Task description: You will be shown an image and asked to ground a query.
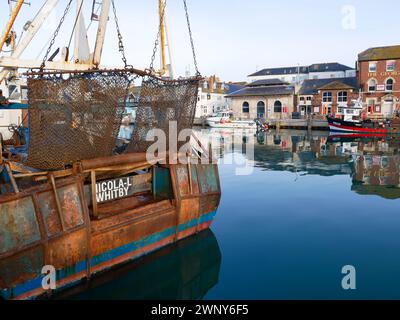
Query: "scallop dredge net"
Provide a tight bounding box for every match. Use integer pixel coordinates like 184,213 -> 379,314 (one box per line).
26,71 -> 200,170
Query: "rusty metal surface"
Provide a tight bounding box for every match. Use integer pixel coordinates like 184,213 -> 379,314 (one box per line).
0,158 -> 221,298
126,76 -> 200,153
198,164 -> 219,194
0,246 -> 44,288
57,185 -> 85,230
26,71 -> 131,170
0,197 -> 41,255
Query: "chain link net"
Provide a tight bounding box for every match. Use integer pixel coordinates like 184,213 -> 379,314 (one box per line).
26,71 -> 131,170
126,76 -> 200,153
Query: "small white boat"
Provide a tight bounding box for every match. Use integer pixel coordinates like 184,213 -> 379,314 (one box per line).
206,112 -> 256,129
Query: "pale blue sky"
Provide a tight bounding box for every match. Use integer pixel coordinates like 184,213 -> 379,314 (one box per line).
1,0 -> 400,81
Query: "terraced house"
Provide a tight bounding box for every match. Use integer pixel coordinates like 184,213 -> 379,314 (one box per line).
358,45 -> 400,117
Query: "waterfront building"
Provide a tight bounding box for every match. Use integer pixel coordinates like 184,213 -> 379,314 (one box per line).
227,79 -> 295,120
297,77 -> 358,116
357,45 -> 400,117
248,63 -> 355,87
195,75 -> 231,118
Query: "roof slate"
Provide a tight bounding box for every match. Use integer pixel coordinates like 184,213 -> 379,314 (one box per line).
227,85 -> 295,97
298,77 -> 358,95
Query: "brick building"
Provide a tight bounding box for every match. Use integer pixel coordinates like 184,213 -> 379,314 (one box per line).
297,77 -> 358,116
358,45 -> 400,117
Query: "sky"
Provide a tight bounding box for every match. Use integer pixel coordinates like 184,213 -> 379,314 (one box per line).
1,0 -> 400,82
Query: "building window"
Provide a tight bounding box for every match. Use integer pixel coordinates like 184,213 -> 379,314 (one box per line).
242,101 -> 249,113
387,61 -> 395,72
322,92 -> 332,103
207,94 -> 211,100
257,101 -> 266,118
338,91 -> 348,103
369,62 -> 377,72
386,78 -> 394,91
273,100 -> 282,113
368,79 -> 377,92
306,96 -> 312,101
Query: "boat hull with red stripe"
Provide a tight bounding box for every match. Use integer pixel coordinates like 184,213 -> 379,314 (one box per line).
327,116 -> 388,134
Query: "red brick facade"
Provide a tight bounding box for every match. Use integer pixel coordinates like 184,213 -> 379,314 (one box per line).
358,47 -> 400,117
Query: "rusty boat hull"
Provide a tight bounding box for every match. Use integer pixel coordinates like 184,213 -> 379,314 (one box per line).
0,157 -> 221,300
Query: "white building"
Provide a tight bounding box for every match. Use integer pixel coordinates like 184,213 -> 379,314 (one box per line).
248,63 -> 356,87
195,76 -> 231,119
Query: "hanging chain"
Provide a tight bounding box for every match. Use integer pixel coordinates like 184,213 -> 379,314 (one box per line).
111,0 -> 132,69
183,0 -> 200,76
149,0 -> 167,73
40,0 -> 73,71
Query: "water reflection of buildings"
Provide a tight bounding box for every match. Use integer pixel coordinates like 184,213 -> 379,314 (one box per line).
198,128 -> 400,200
57,230 -> 221,300
351,139 -> 400,199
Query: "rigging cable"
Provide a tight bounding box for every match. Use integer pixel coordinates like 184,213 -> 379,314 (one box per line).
182,0 -> 200,75
67,0 -> 85,52
39,0 -> 73,71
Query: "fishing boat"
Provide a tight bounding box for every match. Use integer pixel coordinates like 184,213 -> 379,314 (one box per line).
0,0 -> 221,300
206,112 -> 256,129
327,99 -> 390,133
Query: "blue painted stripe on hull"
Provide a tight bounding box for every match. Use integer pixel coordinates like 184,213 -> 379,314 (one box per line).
1,210 -> 217,299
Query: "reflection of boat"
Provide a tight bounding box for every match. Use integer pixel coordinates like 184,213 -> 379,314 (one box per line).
206,112 -> 256,129
55,229 -> 221,300
328,132 -> 388,143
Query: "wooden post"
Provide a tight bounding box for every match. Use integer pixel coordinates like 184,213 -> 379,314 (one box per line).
187,156 -> 193,194
49,173 -> 66,231
5,162 -> 19,193
91,170 -> 98,217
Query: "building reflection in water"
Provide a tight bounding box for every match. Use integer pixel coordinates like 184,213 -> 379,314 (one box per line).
195,128 -> 400,200
56,230 -> 221,300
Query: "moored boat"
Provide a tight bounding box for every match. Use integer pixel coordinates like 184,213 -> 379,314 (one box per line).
206,112 -> 256,129
0,0 -> 221,300
327,99 -> 390,133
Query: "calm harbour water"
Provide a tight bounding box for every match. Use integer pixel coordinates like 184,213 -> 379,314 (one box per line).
64,129 -> 400,300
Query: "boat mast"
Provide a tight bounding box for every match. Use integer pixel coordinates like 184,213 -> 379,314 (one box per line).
0,0 -> 24,53
93,0 -> 111,67
159,0 -> 167,76
158,0 -> 174,78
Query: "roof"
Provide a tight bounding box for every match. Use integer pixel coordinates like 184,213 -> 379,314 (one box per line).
226,85 -> 295,98
358,45 -> 400,62
248,79 -> 289,87
309,63 -> 353,73
226,83 -> 246,94
248,66 -> 309,77
318,80 -> 356,90
248,63 -> 354,77
298,77 -> 358,95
